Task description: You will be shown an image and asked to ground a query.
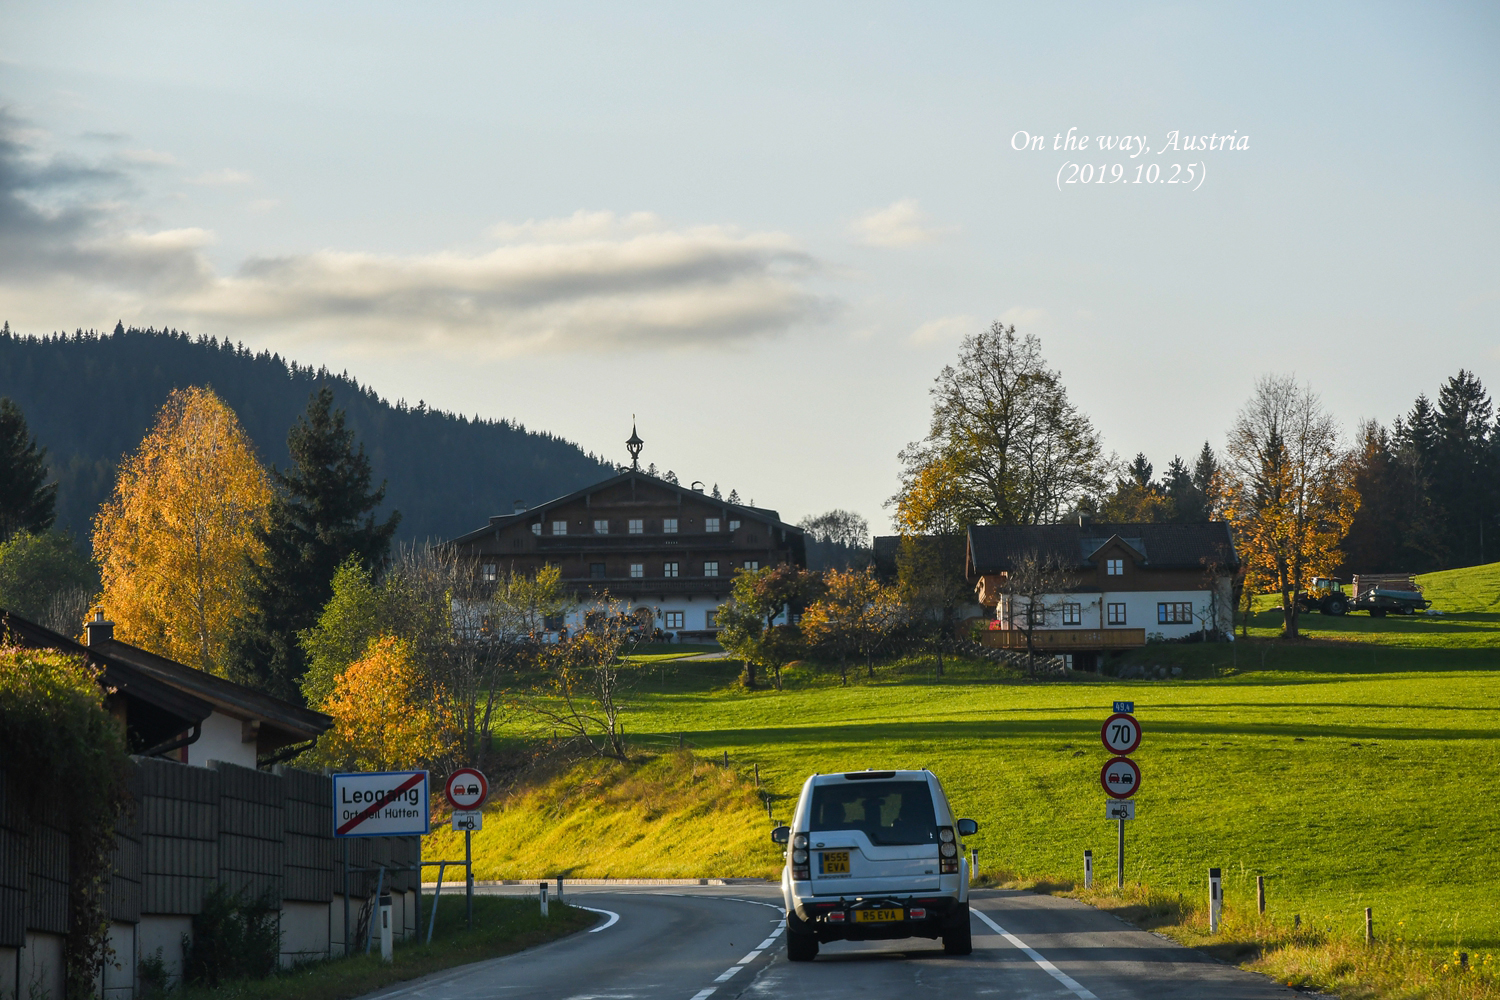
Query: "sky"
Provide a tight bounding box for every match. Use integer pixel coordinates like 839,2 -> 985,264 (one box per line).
1,2 -> 1496,532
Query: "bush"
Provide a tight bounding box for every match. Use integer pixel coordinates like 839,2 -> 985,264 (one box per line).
182,883 -> 280,986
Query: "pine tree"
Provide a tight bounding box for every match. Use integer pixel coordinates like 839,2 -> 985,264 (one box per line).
1192,442 -> 1220,512
711,483 -> 722,500
1163,456 -> 1209,522
664,470 -> 679,485
1430,371 -> 1497,566
727,489 -> 741,504
0,398 -> 57,543
229,387 -> 400,702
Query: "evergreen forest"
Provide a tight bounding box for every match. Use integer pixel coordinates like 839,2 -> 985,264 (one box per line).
0,324 -> 613,543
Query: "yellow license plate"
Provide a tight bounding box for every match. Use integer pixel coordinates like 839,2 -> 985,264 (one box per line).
854,908 -> 904,923
820,851 -> 849,875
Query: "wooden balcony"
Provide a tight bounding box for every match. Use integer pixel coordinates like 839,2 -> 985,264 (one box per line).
978,628 -> 1146,651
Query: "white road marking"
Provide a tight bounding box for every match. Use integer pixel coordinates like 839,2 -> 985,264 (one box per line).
737,949 -> 763,964
689,990 -> 717,1000
756,937 -> 776,949
713,966 -> 744,982
970,908 -> 1099,1000
572,905 -> 621,932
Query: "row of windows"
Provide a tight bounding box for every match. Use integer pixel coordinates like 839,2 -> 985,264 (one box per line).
482,560 -> 760,581
1023,602 -> 1197,626
660,610 -> 720,630
536,517 -> 743,536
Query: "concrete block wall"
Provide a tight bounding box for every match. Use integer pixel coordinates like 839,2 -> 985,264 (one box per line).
1,762 -> 423,998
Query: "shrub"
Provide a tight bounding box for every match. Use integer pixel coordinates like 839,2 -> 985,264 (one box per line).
182,882 -> 280,986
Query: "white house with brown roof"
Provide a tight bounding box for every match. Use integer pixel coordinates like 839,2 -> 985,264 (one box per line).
965,520 -> 1240,669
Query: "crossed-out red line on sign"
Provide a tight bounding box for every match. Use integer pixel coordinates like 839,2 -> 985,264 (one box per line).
336,772 -> 425,836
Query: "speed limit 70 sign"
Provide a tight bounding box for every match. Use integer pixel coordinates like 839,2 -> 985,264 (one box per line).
1101,712 -> 1141,755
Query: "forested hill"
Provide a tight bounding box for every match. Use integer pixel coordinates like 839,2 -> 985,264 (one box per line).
0,324 -> 614,543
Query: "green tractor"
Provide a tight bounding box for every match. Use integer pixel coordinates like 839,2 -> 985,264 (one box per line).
1296,577 -> 1350,616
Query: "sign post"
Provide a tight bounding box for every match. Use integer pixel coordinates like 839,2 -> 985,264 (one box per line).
445,769 -> 488,931
1099,706 -> 1141,889
332,771 -> 431,954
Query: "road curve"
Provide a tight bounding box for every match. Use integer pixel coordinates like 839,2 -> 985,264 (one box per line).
358,885 -> 1298,1000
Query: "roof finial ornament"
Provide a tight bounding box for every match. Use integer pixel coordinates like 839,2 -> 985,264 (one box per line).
626,417 -> 644,470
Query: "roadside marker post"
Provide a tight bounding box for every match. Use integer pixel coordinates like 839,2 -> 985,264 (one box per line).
1084,850 -> 1093,889
1209,867 -> 1222,933
540,881 -> 549,918
1365,907 -> 1373,944
971,848 -> 979,881
1257,875 -> 1266,914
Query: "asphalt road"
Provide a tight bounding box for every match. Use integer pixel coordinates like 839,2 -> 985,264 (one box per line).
362,885 -> 1298,1000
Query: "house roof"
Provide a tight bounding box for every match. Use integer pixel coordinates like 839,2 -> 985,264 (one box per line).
966,521 -> 1239,578
96,638 -> 330,747
1,609 -> 213,748
446,469 -> 805,548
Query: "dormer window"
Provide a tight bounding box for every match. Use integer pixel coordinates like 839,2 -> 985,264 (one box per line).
1106,558 -> 1123,576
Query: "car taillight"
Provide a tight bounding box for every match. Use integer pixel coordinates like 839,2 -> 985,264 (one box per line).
793,833 -> 809,849
909,907 -> 927,919
938,826 -> 960,873
792,849 -> 808,864
792,865 -> 810,880
828,911 -> 845,922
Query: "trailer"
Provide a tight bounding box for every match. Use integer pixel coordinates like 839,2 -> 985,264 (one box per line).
1295,576 -> 1431,617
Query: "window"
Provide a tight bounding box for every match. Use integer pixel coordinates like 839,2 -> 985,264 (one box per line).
552,520 -> 567,536
663,518 -> 678,534
590,563 -> 606,579
629,563 -> 644,578
1158,602 -> 1193,624
664,561 -> 679,578
1026,603 -> 1045,626
594,519 -> 609,534
729,519 -> 740,531
1107,603 -> 1127,625
808,780 -> 939,846
706,517 -> 720,533
1063,602 -> 1081,625
481,562 -> 496,583
1106,558 -> 1124,576
706,609 -> 718,628
628,518 -> 643,534
743,560 -> 759,571
1060,654 -> 1074,670
531,523 -> 541,536
703,561 -> 719,577
664,611 -> 684,629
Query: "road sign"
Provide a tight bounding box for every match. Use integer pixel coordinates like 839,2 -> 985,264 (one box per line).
445,768 -> 489,811
1100,756 -> 1142,799
1101,712 -> 1142,755
332,771 -> 430,837
1105,800 -> 1136,820
452,810 -> 482,832
1113,701 -> 1134,714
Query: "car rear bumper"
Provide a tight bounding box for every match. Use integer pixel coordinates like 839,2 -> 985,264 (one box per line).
792,896 -> 965,942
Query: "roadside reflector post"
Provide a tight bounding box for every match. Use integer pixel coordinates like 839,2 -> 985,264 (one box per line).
1365,907 -> 1373,944
1257,875 -> 1265,915
755,763 -> 760,787
1084,850 -> 1093,889
556,875 -> 564,901
1209,868 -> 1222,933
723,750 -> 729,767
379,893 -> 393,962
366,866 -> 385,955
540,881 -> 549,918
970,848 -> 978,881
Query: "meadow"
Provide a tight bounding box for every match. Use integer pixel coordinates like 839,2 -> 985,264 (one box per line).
424,563 -> 1500,994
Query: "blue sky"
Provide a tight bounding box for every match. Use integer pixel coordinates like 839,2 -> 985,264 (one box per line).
1,2 -> 1496,531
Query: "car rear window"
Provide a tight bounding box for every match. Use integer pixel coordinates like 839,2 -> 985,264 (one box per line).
808,780 -> 938,845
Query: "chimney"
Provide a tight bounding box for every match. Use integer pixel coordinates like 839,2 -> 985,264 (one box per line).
86,610 -> 114,647
691,481 -> 706,493
513,500 -> 527,514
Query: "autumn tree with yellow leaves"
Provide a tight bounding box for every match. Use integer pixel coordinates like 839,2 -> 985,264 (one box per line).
315,635 -> 455,771
1221,375 -> 1358,638
93,387 -> 271,674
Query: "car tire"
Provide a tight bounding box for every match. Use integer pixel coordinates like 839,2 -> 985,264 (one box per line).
942,905 -> 973,955
1326,598 -> 1348,616
786,911 -> 818,962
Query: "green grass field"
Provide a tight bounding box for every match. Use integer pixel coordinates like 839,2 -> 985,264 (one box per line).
426,563 -> 1500,965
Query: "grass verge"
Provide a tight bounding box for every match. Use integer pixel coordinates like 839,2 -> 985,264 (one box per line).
163,894 -> 593,1000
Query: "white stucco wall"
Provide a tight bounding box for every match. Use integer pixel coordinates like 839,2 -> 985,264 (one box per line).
1006,585 -> 1233,639
189,709 -> 256,769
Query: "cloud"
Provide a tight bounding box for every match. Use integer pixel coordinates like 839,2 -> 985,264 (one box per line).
0,113 -> 831,354
999,306 -> 1050,329
189,168 -> 253,186
853,198 -> 956,248
910,314 -> 975,345
119,148 -> 178,167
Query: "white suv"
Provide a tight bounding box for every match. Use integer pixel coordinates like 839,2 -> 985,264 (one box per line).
771,769 -> 978,961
